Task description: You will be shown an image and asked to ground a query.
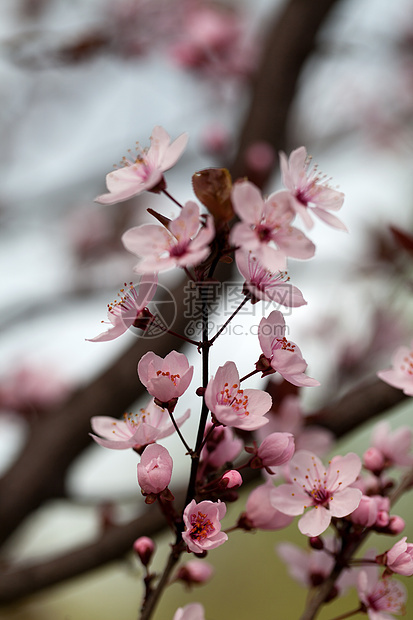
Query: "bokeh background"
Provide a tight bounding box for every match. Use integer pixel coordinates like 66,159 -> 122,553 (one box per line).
1,0 -> 413,618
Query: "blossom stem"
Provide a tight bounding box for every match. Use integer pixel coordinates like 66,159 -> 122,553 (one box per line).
209,295 -> 250,345
197,422 -> 218,454
161,188 -> 184,209
239,368 -> 260,383
139,544 -> 183,620
329,607 -> 364,620
150,316 -> 200,346
167,410 -> 192,454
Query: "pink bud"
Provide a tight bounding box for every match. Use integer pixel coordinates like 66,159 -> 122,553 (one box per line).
376,510 -> 390,528
257,432 -> 295,468
137,444 -> 173,495
133,536 -> 155,566
363,447 -> 385,473
175,560 -> 214,585
350,495 -> 379,527
388,515 -> 405,535
385,537 -> 413,576
221,470 -> 242,489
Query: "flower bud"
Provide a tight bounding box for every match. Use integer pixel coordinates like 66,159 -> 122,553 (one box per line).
376,510 -> 390,528
257,432 -> 295,468
309,536 -> 324,551
175,560 -> 214,586
137,444 -> 173,495
363,447 -> 385,473
388,515 -> 406,535
384,537 -> 413,576
221,470 -> 242,489
133,536 -> 155,566
350,495 -> 378,528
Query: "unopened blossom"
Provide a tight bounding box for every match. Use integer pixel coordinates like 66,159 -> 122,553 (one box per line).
87,274 -> 158,342
96,126 -> 188,205
221,470 -> 242,489
388,516 -> 406,535
204,361 -> 271,430
137,443 -> 173,495
90,398 -> 189,450
175,560 -> 214,586
350,495 -> 382,528
271,450 -> 362,537
357,568 -> 407,620
138,350 -> 193,404
240,481 -> 293,531
235,251 -> 306,307
368,421 -> 413,468
256,432 -> 295,469
384,537 -> 413,576
230,180 -> 315,272
258,311 -> 319,387
377,341 -> 413,396
363,447 -> 386,474
279,146 -> 346,230
122,201 -> 214,273
173,603 -> 205,620
182,499 -> 227,553
133,536 -> 155,566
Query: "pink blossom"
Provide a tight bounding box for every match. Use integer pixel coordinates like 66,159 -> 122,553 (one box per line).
388,516 -> 406,535
364,447 -> 386,474
87,275 -> 157,342
96,126 -> 188,205
230,180 -> 315,272
133,536 -> 155,566
175,560 -> 214,586
138,350 -> 194,404
279,146 -> 346,230
377,341 -> 413,396
200,423 -> 243,469
350,495 -> 381,528
384,537 -> 413,576
235,251 -> 306,307
241,481 -> 293,531
182,499 -> 227,553
137,443 -> 173,495
221,470 -> 242,489
204,361 -> 271,430
122,201 -> 214,273
173,603 -> 205,620
258,311 -> 319,387
271,450 -> 362,537
90,398 -> 189,450
256,432 -> 295,469
357,568 -> 407,620
369,421 -> 413,468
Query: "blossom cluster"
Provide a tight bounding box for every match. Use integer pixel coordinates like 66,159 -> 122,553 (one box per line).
87,126 -> 412,620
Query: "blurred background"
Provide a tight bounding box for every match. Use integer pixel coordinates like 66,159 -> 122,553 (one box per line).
1,0 -> 413,618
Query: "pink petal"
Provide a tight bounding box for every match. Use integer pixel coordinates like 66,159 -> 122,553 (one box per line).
298,506 -> 331,537
329,487 -> 362,518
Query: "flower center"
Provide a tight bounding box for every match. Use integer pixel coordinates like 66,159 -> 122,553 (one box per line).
189,511 -> 215,541
399,351 -> 413,376
156,370 -> 181,385
274,336 -> 296,353
219,382 -> 250,417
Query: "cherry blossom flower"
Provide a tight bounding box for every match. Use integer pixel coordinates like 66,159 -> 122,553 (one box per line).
258,311 -> 319,387
384,537 -> 413,576
182,499 -> 227,553
122,201 -> 214,273
138,350 -> 194,404
377,341 -> 413,396
277,538 -> 352,593
279,146 -> 346,230
255,432 -> 295,469
204,361 -> 271,430
230,180 -> 315,272
87,274 -> 158,342
239,481 -> 294,531
271,450 -> 362,537
137,444 -> 173,495
95,126 -> 188,205
368,421 -> 413,468
173,603 -> 206,620
357,568 -> 407,620
221,470 -> 242,489
90,398 -> 190,450
175,560 -> 214,586
235,251 -> 306,307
